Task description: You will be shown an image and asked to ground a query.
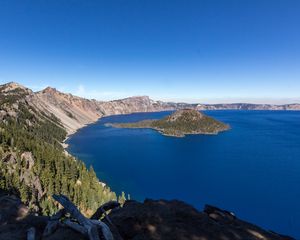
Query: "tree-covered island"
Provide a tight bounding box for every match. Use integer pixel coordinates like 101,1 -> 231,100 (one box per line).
108,109 -> 230,137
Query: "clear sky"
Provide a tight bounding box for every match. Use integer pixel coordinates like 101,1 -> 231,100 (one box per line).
0,0 -> 299,104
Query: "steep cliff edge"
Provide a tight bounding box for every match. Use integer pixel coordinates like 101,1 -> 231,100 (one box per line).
31,87 -> 176,135
31,87 -> 103,134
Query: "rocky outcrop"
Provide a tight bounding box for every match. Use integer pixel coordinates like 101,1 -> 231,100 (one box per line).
0,191 -> 294,240
0,82 -> 32,94
2,153 -> 18,174
20,152 -> 35,170
1,152 -> 45,202
0,82 -> 33,119
108,199 -> 294,240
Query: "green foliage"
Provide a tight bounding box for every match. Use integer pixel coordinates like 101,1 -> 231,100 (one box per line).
0,100 -> 117,215
152,114 -> 229,135
0,87 -> 28,106
112,109 -> 230,137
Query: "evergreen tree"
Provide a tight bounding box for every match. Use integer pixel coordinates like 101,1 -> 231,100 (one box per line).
0,94 -> 117,215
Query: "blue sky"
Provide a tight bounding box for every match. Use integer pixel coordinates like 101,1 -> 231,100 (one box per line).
0,0 -> 299,103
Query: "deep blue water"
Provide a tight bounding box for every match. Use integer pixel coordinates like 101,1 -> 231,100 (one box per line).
67,110 -> 300,238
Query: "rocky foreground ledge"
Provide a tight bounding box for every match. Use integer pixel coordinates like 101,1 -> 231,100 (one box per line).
0,190 -> 294,240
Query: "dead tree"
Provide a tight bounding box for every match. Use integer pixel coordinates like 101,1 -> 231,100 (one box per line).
91,201 -> 120,224
43,209 -> 66,237
91,201 -> 123,240
51,194 -> 114,240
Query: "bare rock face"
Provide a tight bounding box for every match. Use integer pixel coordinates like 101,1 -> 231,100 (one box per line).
2,153 -> 18,174
285,104 -> 300,110
98,96 -> 175,117
0,82 -> 32,93
32,89 -> 176,135
19,153 -> 44,201
0,110 -> 7,120
20,152 -> 34,170
31,88 -> 102,134
2,153 -> 17,165
1,152 -> 45,201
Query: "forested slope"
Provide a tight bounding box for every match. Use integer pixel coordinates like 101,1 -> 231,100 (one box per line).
0,82 -> 117,215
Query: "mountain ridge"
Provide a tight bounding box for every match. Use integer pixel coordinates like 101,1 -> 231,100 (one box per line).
0,82 -> 118,216
1,82 -> 299,137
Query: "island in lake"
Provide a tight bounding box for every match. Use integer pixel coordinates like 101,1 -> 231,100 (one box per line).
108,109 -> 230,137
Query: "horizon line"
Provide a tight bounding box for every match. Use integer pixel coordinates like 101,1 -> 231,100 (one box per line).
1,81 -> 300,105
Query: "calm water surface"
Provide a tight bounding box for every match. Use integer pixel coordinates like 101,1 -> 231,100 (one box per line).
67,110 -> 300,237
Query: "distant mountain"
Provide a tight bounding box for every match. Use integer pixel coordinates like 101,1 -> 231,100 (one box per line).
1,82 -> 296,137
31,86 -> 176,135
196,103 -> 300,111
1,82 -> 299,137
110,109 -> 230,137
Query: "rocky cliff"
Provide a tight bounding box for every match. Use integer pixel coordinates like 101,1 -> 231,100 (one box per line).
31,87 -> 103,134
30,86 -> 176,135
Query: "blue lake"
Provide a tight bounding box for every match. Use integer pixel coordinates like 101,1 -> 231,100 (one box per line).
67,110 -> 300,238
